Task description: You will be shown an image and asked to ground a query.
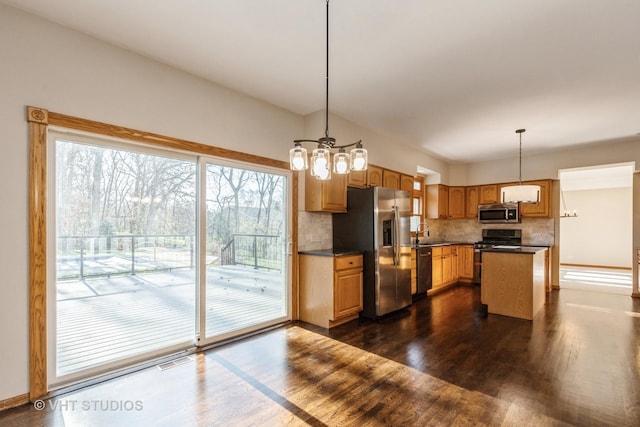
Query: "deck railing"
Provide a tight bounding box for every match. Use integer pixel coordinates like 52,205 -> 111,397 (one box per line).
57,234 -> 195,280
220,234 -> 282,271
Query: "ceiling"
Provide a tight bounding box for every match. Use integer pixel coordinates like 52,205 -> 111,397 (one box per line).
4,0 -> 640,163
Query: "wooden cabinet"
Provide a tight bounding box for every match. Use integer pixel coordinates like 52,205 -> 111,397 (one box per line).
382,169 -> 401,189
432,247 -> 444,288
432,245 -> 457,290
367,165 -> 383,187
304,164 -> 347,213
448,187 -> 466,219
465,186 -> 479,218
518,179 -> 551,217
449,245 -> 458,282
426,184 -> 449,219
299,253 -> 363,328
457,245 -> 474,283
347,169 -> 367,188
479,184 -> 499,204
411,249 -> 417,294
400,174 -> 414,193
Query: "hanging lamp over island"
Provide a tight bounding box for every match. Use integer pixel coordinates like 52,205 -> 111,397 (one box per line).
288,0 -> 367,180
501,129 -> 540,204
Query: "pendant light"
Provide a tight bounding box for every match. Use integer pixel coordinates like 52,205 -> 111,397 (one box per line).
501,129 -> 540,204
288,0 -> 368,180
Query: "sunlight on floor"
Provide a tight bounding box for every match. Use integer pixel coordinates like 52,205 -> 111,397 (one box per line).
560,265 -> 632,295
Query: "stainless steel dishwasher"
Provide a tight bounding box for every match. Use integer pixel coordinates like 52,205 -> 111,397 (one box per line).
416,246 -> 433,294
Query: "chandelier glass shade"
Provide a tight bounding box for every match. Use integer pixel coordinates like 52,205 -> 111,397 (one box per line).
500,129 -> 541,204
288,0 -> 368,180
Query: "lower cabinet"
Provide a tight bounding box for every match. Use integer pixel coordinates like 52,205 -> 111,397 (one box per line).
457,245 -> 474,283
411,249 -> 417,294
432,246 -> 457,290
431,245 -> 473,291
299,253 -> 363,328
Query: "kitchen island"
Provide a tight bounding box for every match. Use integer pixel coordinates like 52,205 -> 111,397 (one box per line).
480,246 -> 548,320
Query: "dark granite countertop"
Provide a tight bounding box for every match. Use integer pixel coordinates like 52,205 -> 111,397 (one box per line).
298,249 -> 362,257
412,241 -> 475,249
482,246 -> 548,254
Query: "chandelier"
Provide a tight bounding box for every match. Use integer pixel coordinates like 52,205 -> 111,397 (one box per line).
289,0 -> 368,180
501,129 -> 540,203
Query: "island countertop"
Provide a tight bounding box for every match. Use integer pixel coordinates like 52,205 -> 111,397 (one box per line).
482,245 -> 548,254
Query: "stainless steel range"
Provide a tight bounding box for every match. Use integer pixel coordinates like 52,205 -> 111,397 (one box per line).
473,229 -> 522,284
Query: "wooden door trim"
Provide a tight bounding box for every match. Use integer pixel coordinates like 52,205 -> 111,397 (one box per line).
27,106 -> 298,400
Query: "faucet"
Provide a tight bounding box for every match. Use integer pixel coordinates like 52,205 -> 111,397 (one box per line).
415,222 -> 430,245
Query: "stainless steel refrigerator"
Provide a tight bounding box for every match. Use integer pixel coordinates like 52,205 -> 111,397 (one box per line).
333,186 -> 412,319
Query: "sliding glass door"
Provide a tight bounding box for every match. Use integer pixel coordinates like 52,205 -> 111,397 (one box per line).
201,161 -> 289,343
48,131 -> 291,386
50,133 -> 198,385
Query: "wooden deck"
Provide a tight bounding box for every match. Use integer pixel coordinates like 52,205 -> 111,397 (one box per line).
56,266 -> 286,377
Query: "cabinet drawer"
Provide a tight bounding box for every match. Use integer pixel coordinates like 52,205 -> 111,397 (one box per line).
335,255 -> 363,271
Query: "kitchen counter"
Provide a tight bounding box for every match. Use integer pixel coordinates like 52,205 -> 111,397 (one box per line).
481,247 -> 548,320
481,245 -> 548,254
412,241 -> 474,249
298,249 -> 362,257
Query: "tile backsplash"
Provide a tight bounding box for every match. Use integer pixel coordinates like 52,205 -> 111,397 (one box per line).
417,218 -> 555,246
298,210 -> 555,251
298,211 -> 333,251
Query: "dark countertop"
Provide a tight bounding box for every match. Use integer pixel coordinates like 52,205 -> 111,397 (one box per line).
412,241 -> 475,249
298,249 -> 362,257
482,246 -> 548,254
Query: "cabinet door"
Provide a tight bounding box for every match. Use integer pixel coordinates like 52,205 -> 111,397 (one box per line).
479,184 -> 499,204
367,165 -> 383,187
400,174 -> 414,193
323,173 -> 347,212
432,247 -> 443,288
458,245 -> 474,279
442,254 -> 452,284
333,269 -> 363,319
448,187 -> 466,219
465,186 -> 479,218
426,184 -> 449,219
305,164 -> 347,213
519,180 -> 551,217
347,169 -> 367,188
411,250 -> 417,294
382,170 -> 401,190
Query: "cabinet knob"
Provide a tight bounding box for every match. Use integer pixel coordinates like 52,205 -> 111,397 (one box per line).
349,261 -> 353,264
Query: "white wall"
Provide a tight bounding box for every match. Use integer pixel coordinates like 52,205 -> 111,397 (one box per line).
0,4 -> 306,402
0,4 -> 450,401
464,139 -> 640,185
559,187 -> 632,268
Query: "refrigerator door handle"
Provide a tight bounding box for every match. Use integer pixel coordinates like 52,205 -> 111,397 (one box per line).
393,205 -> 400,266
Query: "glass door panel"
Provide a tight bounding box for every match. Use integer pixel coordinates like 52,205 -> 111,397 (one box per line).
51,135 -> 197,384
203,163 -> 289,340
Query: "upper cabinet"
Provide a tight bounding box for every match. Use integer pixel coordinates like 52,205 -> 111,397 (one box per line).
448,186 -> 466,219
426,184 -> 449,219
479,184 -> 499,204
305,165 -> 347,213
465,186 -> 479,218
382,169 -> 401,190
400,174 -> 414,193
347,169 -> 367,188
367,165 -> 383,187
518,179 -> 551,217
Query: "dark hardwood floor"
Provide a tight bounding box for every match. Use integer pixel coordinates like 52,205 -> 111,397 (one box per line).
2,285 -> 640,426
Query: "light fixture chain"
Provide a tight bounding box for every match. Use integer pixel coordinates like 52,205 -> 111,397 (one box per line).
324,0 -> 330,140
515,128 -> 525,185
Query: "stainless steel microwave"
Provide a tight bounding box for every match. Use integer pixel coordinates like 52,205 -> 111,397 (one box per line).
478,204 -> 520,223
